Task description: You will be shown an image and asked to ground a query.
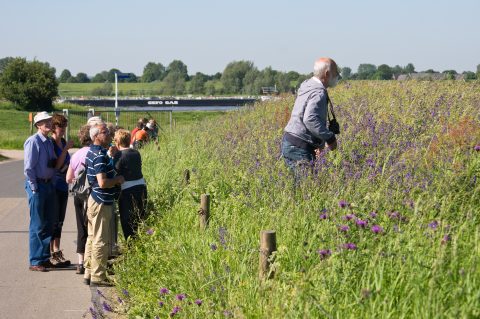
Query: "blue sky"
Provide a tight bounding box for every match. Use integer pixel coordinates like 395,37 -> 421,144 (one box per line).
1,0 -> 478,76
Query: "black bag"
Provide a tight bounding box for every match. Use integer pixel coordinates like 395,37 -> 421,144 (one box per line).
69,163 -> 91,200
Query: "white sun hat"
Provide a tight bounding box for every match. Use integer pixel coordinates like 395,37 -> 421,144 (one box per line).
33,111 -> 52,125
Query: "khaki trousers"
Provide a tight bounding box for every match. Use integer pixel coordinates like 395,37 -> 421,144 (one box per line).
84,196 -> 112,282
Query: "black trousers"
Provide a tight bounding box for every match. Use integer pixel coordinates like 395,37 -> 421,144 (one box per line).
73,195 -> 88,254
53,190 -> 68,239
118,185 -> 148,240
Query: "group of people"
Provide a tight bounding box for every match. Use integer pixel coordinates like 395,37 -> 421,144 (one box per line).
24,113 -> 149,287
24,56 -> 340,286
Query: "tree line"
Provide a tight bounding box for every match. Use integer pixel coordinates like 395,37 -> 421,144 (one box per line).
0,56 -> 479,111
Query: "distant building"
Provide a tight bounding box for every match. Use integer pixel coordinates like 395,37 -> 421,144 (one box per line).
397,73 -> 465,81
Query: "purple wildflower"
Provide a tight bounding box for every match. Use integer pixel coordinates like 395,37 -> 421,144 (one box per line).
117,297 -> 123,304
356,219 -> 368,228
160,288 -> 170,295
428,220 -> 439,229
176,294 -> 186,301
210,243 -> 218,251
170,306 -> 181,317
474,144 -> 480,151
146,228 -> 154,235
388,211 -> 400,219
97,289 -> 106,298
122,288 -> 129,297
158,301 -> 164,307
195,299 -> 203,306
317,249 -> 331,259
89,307 -> 97,319
319,213 -> 328,220
342,214 -> 356,221
371,225 -> 383,234
219,226 -> 228,248
441,234 -> 451,245
102,301 -> 112,312
343,243 -> 357,250
339,225 -> 350,232
369,211 -> 378,218
338,200 -> 349,208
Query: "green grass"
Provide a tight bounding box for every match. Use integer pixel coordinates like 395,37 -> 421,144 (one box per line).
111,81 -> 480,318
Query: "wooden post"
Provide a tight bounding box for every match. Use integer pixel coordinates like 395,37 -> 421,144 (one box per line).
29,112 -> 33,135
199,194 -> 210,229
259,230 -> 277,280
183,169 -> 190,184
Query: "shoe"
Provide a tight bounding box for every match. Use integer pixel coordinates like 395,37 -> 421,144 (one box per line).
50,250 -> 71,268
76,264 -> 85,275
29,265 -> 48,272
41,260 -> 57,269
90,279 -> 114,287
83,277 -> 90,285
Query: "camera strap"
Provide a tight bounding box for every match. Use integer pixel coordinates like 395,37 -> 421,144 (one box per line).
325,91 -> 337,123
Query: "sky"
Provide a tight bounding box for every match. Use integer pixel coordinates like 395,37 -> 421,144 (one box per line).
1,0 -> 479,76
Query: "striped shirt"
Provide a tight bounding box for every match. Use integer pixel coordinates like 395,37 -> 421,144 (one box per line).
86,144 -> 117,205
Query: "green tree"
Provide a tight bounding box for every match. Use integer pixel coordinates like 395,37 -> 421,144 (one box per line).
477,64 -> 480,78
75,72 -> 90,83
275,72 -> 292,93
166,60 -> 188,80
340,67 -> 352,79
163,71 -> 186,95
404,63 -> 415,74
204,80 -> 217,96
242,68 -> 260,95
0,57 -> 58,111
142,62 -> 166,82
221,60 -> 255,94
463,71 -> 476,80
58,69 -> 72,82
107,69 -> 121,82
374,64 -> 393,80
91,71 -> 108,83
188,72 -> 208,94
357,64 -> 377,79
0,57 -> 14,74
91,82 -> 113,96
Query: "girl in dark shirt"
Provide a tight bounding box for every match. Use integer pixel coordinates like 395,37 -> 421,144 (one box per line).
113,129 -> 148,240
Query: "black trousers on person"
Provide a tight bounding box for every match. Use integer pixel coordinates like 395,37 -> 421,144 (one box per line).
53,190 -> 68,239
118,185 -> 147,240
73,195 -> 88,254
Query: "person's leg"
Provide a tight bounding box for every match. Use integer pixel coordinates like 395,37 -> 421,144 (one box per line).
281,137 -> 314,185
83,196 -> 95,283
52,190 -> 68,250
74,196 -> 87,273
89,201 -> 112,283
130,186 -> 148,237
26,181 -> 50,266
118,191 -> 135,240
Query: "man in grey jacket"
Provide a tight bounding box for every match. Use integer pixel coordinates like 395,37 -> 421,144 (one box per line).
282,57 -> 340,172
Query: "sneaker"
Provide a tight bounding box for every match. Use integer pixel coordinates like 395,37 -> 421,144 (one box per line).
90,279 -> 114,287
76,264 -> 85,275
50,250 -> 71,268
29,265 -> 48,272
41,260 -> 57,269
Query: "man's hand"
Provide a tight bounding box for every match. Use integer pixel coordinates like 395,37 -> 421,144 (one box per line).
65,140 -> 74,150
326,140 -> 337,151
115,175 -> 125,185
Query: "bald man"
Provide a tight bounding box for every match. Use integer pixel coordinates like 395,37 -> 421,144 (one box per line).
281,57 -> 340,175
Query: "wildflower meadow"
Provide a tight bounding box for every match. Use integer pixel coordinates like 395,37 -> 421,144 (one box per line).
113,81 -> 480,318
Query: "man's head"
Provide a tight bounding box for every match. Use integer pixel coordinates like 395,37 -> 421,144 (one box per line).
90,123 -> 111,148
34,111 -> 52,136
313,58 -> 340,88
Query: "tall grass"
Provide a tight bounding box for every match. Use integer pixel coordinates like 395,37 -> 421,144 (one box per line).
113,81 -> 480,318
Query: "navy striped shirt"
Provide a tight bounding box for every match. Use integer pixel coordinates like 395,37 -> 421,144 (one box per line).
86,144 -> 117,205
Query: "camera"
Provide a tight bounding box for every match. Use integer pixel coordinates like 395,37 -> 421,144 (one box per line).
329,118 -> 340,135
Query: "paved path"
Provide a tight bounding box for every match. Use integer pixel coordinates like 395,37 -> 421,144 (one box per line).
0,153 -> 93,318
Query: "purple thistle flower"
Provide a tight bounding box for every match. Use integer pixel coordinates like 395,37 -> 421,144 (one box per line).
343,243 -> 357,250
195,299 -> 203,306
338,200 -> 349,208
146,228 -> 154,235
122,288 -> 129,297
369,211 -> 378,218
176,294 -> 186,301
339,225 -> 350,232
356,219 -> 368,228
158,301 -> 164,307
388,211 -> 401,219
160,288 -> 170,295
317,249 -> 331,259
319,213 -> 328,220
342,214 -> 356,221
102,301 -> 112,312
428,220 -> 439,229
371,225 -> 383,234
441,234 -> 451,245
210,243 -> 218,251
474,144 -> 480,151
170,306 -> 181,317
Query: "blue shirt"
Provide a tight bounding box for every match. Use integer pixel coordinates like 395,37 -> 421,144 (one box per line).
24,132 -> 57,192
86,144 -> 117,205
52,138 -> 70,192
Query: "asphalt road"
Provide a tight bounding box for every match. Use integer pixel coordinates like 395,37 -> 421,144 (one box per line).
0,158 -> 93,318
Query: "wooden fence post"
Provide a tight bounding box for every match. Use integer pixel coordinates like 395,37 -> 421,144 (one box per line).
259,230 -> 277,280
199,194 -> 210,229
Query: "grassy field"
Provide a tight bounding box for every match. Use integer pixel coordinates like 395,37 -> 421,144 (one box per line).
105,81 -> 480,318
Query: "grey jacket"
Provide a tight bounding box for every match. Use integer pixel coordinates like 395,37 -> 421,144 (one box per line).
284,77 -> 336,148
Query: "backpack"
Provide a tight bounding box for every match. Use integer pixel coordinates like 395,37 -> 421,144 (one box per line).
69,163 -> 91,200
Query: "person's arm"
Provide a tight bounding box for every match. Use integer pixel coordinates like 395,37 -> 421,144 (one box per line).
55,139 -> 74,169
66,165 -> 75,184
24,138 -> 39,192
303,91 -> 336,145
96,172 -> 124,188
